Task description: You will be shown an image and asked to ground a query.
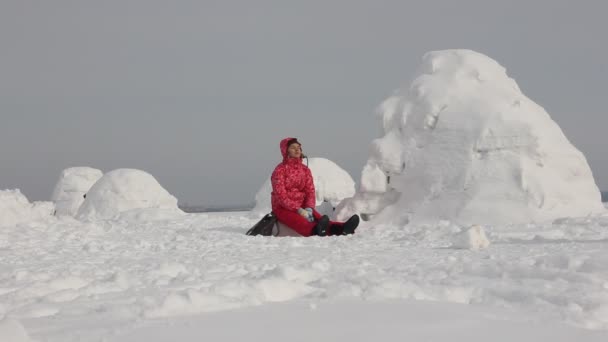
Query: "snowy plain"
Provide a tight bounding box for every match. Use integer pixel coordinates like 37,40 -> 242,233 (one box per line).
2,209 -> 608,341
3,48 -> 608,341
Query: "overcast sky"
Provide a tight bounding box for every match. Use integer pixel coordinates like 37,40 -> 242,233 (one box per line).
1,0 -> 606,206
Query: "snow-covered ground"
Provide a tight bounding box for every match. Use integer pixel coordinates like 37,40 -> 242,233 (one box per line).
2,49 -> 607,341
2,211 -> 608,341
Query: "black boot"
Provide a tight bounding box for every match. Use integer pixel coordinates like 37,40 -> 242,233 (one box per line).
342,214 -> 360,235
313,215 -> 330,236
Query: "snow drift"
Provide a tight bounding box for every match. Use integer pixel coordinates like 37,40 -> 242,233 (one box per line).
252,157 -> 355,216
338,49 -> 603,225
51,167 -> 103,216
76,169 -> 183,221
0,189 -> 54,227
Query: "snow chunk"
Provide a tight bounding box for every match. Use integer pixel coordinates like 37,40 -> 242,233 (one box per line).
51,167 -> 103,216
145,290 -> 232,318
340,49 -> 603,225
252,157 -> 355,216
0,318 -> 33,342
451,225 -> 490,250
76,169 -> 183,221
307,158 -> 356,207
0,189 -> 54,227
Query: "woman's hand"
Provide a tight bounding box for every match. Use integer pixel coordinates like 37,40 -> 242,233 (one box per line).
304,208 -> 314,222
298,208 -> 314,222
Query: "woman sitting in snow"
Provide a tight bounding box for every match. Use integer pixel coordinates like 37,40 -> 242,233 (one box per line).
271,137 -> 359,236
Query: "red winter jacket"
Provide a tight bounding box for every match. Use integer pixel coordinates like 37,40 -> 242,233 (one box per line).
271,137 -> 316,212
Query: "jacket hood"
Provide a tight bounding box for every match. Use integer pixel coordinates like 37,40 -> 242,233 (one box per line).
280,137 -> 302,161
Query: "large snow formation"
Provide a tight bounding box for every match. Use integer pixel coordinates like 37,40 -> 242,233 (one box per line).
51,167 -> 103,216
252,157 -> 355,217
338,49 -> 603,225
76,169 -> 183,221
0,189 -> 55,227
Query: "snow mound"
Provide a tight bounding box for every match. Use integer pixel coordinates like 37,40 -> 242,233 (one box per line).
451,225 -> 490,250
51,167 -> 103,216
0,318 -> 33,342
252,157 -> 355,216
338,49 -> 603,225
76,169 -> 183,221
0,189 -> 55,227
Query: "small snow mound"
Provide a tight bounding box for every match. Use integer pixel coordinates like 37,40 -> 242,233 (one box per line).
252,157 -> 355,216
144,290 -> 231,318
51,167 -> 103,216
0,189 -> 55,227
339,49 -> 603,226
152,262 -> 188,279
307,158 -> 356,207
0,318 -> 33,342
451,225 -> 490,250
76,169 -> 183,221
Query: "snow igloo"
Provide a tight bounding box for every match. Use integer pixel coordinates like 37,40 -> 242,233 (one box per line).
252,157 -> 355,217
76,169 -> 183,221
337,49 -> 603,226
51,167 -> 103,216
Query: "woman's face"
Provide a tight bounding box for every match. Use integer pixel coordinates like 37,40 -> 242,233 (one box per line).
287,143 -> 302,158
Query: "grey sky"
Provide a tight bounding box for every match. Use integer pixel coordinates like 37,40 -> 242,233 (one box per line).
1,0 -> 606,206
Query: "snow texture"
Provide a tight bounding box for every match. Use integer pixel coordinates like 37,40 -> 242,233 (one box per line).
338,49 -> 604,225
0,189 -> 55,227
2,211 -> 608,341
51,167 -> 103,216
112,301 -> 608,342
252,157 -> 355,216
76,169 -> 183,221
0,319 -> 33,342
